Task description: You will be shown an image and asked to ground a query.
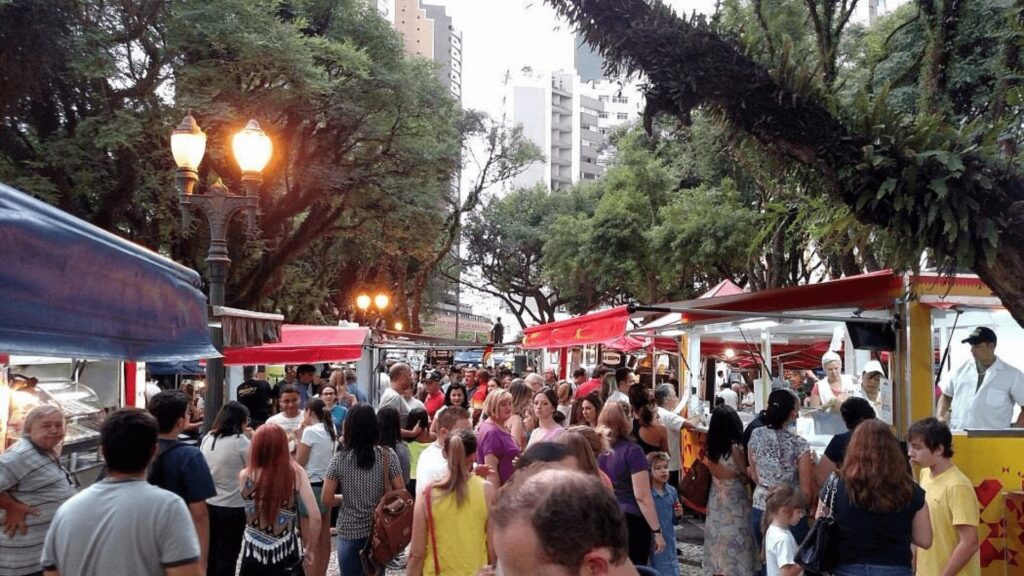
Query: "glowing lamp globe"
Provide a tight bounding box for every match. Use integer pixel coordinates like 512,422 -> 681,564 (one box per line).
170,112 -> 207,175
232,119 -> 272,175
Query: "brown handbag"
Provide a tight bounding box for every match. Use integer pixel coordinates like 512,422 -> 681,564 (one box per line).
359,448 -> 415,575
678,458 -> 712,513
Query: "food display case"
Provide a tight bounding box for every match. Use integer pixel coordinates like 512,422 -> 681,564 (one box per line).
3,359 -> 119,486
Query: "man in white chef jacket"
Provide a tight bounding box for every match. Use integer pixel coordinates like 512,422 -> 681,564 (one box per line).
937,327 -> 1024,429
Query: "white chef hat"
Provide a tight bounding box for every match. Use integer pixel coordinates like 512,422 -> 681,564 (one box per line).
821,351 -> 842,369
862,360 -> 885,376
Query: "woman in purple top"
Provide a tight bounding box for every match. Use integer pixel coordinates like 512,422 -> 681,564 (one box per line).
476,389 -> 520,487
597,403 -> 665,567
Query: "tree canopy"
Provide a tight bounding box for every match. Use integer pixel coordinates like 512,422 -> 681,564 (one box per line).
543,0 -> 1024,326
0,0 -> 533,328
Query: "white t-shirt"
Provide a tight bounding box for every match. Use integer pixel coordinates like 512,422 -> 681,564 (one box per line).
266,412 -> 303,452
301,425 -> 336,482
716,388 -> 739,409
940,357 -> 1024,430
200,433 -> 250,508
765,524 -> 798,576
657,406 -> 685,472
607,389 -> 629,406
414,443 -> 447,494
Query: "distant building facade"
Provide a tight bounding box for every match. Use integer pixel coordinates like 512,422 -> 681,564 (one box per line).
509,69 -> 642,190
377,0 -> 462,100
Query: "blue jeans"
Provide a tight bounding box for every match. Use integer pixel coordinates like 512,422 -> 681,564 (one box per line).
337,536 -> 383,576
834,564 -> 912,576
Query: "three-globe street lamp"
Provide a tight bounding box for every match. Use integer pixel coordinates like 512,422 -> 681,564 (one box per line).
170,111 -> 271,432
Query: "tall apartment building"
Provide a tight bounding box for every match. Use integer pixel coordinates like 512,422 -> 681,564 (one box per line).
510,69 -> 642,190
376,0 -> 462,100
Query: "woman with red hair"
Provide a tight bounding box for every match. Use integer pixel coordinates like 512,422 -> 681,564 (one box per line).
237,423 -> 320,575
818,419 -> 932,576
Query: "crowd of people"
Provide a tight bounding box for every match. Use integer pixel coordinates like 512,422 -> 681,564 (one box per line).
0,358 -> 987,576
703,386 -> 979,576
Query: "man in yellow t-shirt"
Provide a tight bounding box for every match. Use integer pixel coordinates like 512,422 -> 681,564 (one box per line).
908,417 -> 981,576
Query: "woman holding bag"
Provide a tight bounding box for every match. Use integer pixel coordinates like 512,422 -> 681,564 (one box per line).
406,429 -> 494,575
322,405 -> 404,576
817,420 -> 932,576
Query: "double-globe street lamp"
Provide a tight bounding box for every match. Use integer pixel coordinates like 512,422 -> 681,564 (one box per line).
170,111 -> 272,431
355,292 -> 391,329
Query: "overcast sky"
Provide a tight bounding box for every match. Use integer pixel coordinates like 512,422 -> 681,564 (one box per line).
427,0 -> 900,330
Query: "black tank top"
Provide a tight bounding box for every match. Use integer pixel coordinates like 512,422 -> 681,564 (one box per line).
631,418 -> 660,454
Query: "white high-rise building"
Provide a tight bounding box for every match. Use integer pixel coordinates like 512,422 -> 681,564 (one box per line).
509,69 -> 643,190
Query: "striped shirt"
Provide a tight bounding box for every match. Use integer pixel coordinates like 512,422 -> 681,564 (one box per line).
0,439 -> 77,576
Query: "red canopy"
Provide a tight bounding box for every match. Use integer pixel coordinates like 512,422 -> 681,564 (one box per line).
223,325 -> 369,365
662,270 -> 904,326
522,306 -> 630,350
701,340 -> 832,370
604,335 -> 679,353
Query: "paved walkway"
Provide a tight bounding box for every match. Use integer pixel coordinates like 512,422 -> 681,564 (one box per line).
251,515 -> 708,575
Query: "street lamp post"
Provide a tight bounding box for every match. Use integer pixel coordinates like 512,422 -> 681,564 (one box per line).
170,112 -> 271,432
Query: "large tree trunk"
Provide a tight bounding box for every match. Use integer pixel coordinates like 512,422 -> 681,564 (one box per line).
546,0 -> 1024,327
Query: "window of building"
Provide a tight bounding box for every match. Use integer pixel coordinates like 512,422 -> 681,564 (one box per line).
598,95 -> 610,102
598,112 -> 608,119
599,128 -> 608,135
616,112 -> 628,120
612,96 -> 629,104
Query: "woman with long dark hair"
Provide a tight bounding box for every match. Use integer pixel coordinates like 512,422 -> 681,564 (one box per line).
824,420 -> 932,576
703,405 -> 757,576
407,429 -> 494,575
378,406 -> 411,486
429,383 -> 469,435
237,424 -> 319,576
748,389 -> 813,568
526,387 -> 563,447
628,384 -> 668,455
295,398 -> 336,576
201,401 -> 252,576
322,405 -> 404,576
570,392 -> 603,428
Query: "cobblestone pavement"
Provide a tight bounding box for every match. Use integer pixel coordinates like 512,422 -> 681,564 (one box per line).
252,515 -> 707,575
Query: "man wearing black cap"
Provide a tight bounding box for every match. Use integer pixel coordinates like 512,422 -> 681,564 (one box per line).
938,327 -> 1024,429
422,369 -> 445,419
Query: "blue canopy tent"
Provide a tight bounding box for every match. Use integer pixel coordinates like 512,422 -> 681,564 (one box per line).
0,183 -> 218,361
146,361 -> 206,376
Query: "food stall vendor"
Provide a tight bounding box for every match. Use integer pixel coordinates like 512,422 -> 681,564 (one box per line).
937,326 -> 1024,430
808,351 -> 859,412
856,360 -> 892,424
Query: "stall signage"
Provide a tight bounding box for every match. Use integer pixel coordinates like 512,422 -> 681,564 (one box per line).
601,351 -> 623,366
427,349 -> 455,368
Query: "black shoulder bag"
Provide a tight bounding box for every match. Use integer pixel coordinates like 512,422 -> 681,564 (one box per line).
795,473 -> 840,575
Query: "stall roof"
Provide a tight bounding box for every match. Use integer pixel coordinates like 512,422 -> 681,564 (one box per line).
521,306 -> 630,350
639,270 -> 905,328
0,183 -> 218,361
146,360 -> 206,376
223,325 -> 369,365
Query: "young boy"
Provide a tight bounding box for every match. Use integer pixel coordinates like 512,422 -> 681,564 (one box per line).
647,452 -> 682,576
907,417 -> 980,576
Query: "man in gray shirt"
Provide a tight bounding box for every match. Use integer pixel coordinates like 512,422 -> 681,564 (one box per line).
42,408 -> 201,576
